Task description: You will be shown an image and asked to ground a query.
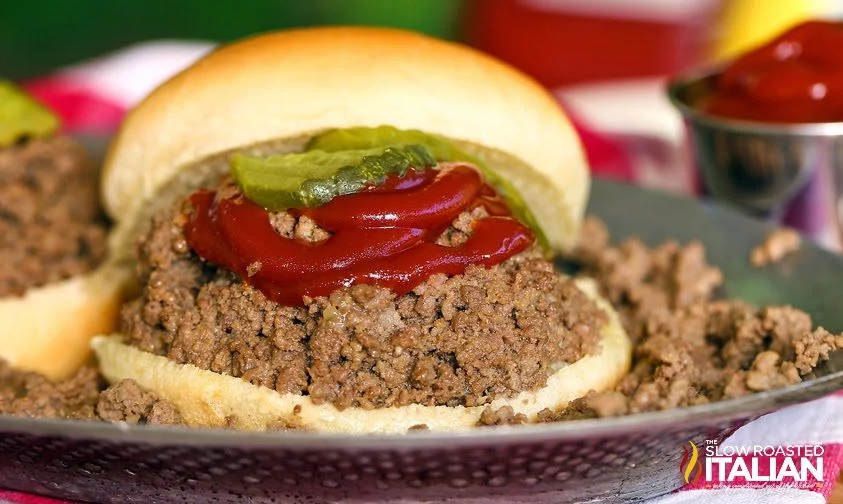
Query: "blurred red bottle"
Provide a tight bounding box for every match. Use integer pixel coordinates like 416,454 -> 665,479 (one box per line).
462,0 -> 719,88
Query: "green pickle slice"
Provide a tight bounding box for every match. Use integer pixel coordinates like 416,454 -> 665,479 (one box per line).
232,144 -> 436,209
0,80 -> 59,147
308,126 -> 547,249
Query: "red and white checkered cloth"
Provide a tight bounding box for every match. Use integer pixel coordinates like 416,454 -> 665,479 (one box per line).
2,41 -> 841,504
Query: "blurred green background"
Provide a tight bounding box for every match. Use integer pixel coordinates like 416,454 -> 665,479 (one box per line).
0,0 -> 462,79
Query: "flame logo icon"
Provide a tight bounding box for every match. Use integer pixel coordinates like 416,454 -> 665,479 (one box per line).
680,441 -> 703,485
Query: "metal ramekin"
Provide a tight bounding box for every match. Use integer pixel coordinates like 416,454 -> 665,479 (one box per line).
667,68 -> 843,216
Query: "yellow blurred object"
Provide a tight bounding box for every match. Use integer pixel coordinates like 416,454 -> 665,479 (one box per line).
713,0 -> 838,62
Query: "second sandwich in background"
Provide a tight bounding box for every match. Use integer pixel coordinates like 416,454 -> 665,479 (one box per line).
0,82 -> 128,380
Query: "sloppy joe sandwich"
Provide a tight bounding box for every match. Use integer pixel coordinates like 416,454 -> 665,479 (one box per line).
0,82 -> 128,380
92,27 -> 632,433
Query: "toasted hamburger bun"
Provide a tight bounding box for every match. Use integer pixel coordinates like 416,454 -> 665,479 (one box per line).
96,27 -> 631,432
0,261 -> 130,380
102,26 -> 590,256
93,279 -> 630,433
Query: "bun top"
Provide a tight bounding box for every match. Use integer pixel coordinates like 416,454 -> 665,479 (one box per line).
103,27 -> 590,252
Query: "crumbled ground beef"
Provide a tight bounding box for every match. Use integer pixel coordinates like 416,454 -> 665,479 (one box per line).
0,360 -> 182,426
0,359 -> 100,420
477,405 -> 528,426
269,212 -> 331,242
751,228 -> 801,267
97,379 -> 182,425
119,194 -> 606,410
0,137 -> 109,296
435,205 -> 489,247
540,217 -> 843,421
537,393 -> 627,422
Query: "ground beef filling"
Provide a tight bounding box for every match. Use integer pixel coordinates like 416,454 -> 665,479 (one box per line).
0,360 -> 181,426
750,228 -> 802,267
535,217 -> 843,422
119,197 -> 607,410
0,137 -> 108,297
0,359 -> 101,420
96,379 -> 182,425
1,211 -> 841,427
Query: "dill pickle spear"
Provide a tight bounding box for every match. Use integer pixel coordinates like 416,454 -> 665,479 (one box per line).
308,126 -> 548,250
231,144 -> 436,210
0,80 -> 60,147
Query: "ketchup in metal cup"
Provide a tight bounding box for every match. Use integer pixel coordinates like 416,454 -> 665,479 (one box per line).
699,20 -> 843,123
184,165 -> 534,306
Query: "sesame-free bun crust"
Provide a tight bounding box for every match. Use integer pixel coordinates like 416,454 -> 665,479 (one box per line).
93,279 -> 630,433
102,27 -> 590,253
0,262 -> 130,380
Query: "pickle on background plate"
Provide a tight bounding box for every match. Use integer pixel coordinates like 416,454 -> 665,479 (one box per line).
0,80 -> 60,147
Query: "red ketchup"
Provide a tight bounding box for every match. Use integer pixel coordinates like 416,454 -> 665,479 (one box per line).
184,164 -> 534,306
700,20 -> 843,123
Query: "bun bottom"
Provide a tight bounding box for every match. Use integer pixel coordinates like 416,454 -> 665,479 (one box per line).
0,262 -> 131,380
93,278 -> 631,433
